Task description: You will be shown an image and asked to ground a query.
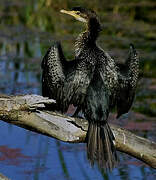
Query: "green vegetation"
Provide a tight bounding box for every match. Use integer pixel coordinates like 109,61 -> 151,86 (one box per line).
0,0 -> 156,77
0,0 -> 156,116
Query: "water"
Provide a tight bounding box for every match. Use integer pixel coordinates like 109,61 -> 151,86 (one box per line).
0,120 -> 155,180
0,1 -> 156,179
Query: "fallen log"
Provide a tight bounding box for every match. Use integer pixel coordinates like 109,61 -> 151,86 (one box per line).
0,94 -> 156,169
0,173 -> 10,180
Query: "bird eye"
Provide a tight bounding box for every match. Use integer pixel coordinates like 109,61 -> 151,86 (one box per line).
76,11 -> 80,15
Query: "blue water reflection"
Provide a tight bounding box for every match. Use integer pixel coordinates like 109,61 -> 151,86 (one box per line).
0,120 -> 155,180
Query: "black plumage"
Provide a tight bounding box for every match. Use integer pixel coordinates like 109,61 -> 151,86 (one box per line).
116,44 -> 139,118
41,7 -> 139,170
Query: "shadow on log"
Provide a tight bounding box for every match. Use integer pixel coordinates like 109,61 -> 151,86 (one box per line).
0,94 -> 156,169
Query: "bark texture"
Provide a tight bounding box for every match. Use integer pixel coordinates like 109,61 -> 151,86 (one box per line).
0,94 -> 156,169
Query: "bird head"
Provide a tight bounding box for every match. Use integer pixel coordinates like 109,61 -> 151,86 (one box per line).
60,7 -> 98,24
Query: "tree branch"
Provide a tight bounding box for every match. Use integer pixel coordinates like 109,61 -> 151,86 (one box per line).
0,94 -> 156,169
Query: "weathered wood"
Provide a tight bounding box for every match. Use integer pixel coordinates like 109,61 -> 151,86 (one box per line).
0,94 -> 156,169
0,173 -> 10,180
0,94 -> 55,111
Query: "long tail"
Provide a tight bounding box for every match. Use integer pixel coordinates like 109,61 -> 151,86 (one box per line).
87,121 -> 117,170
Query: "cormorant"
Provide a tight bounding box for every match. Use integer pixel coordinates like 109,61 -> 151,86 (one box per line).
41,7 -> 139,170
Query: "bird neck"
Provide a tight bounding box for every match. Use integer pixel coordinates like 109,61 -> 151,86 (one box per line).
87,17 -> 101,42
75,17 -> 101,57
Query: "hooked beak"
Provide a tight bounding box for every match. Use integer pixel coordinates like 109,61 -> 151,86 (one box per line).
60,9 -> 87,23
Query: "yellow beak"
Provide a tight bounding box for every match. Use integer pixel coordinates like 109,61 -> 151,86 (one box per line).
60,9 -> 87,23
60,9 -> 78,17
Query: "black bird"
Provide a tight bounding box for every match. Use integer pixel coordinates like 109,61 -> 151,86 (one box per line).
41,7 -> 139,170
116,44 -> 139,118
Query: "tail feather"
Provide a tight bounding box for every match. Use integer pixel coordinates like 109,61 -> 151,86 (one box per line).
97,125 -> 106,167
87,122 -> 97,166
87,122 -> 117,170
104,125 -> 114,169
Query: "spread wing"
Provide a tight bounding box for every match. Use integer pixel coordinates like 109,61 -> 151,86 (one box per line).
41,42 -> 93,112
41,42 -> 65,100
116,44 -> 139,118
41,42 -> 76,110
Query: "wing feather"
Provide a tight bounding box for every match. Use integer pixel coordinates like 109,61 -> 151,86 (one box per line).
41,42 -> 68,111
116,44 -> 139,118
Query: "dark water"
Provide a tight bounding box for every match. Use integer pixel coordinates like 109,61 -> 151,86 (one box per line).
0,1 -> 156,179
